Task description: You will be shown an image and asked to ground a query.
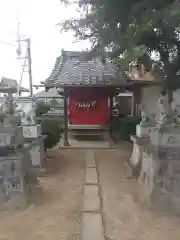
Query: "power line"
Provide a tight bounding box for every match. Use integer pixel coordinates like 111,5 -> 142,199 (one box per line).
0,40 -> 16,47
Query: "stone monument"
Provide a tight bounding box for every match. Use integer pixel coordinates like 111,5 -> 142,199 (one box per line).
0,84 -> 40,209
21,99 -> 45,168
137,91 -> 180,213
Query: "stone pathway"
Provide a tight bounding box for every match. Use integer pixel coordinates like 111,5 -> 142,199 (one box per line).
80,150 -> 105,240
59,132 -> 115,149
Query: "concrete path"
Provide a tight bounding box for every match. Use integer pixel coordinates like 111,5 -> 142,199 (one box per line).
80,150 -> 105,240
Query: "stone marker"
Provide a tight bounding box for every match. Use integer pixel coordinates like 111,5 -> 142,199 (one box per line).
131,91 -> 180,213
0,86 -> 40,209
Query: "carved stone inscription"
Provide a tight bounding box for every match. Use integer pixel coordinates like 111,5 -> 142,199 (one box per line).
0,133 -> 11,147
23,128 -> 32,138
0,160 -> 22,200
23,125 -> 41,138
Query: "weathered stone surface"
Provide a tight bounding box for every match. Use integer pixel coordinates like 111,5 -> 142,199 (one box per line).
86,150 -> 96,168
28,137 -> 45,167
129,125 -> 180,213
0,125 -> 23,150
150,126 -> 180,147
81,213 -> 105,240
22,124 -> 41,139
136,124 -> 152,138
0,148 -> 39,209
83,185 -> 100,212
85,168 -> 98,185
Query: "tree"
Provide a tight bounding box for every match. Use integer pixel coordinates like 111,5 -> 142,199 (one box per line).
60,0 -> 180,95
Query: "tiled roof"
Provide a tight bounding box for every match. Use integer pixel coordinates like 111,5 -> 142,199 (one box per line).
45,51 -> 127,87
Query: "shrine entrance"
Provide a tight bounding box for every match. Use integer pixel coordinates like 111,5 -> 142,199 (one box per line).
62,86 -> 115,147
69,88 -> 109,125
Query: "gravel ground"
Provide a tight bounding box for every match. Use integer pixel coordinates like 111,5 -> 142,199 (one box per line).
0,149 -> 86,240
96,148 -> 180,240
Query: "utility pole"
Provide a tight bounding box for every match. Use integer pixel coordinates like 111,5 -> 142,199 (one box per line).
0,6 -> 33,97
16,37 -> 33,97
16,6 -> 33,97
27,38 -> 33,97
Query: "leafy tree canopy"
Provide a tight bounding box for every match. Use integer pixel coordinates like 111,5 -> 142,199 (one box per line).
60,0 -> 180,89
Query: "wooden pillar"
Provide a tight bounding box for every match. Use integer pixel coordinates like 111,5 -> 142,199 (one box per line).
63,88 -> 70,146
109,95 -> 113,135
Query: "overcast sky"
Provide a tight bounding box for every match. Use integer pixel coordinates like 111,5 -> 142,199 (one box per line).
0,0 -> 89,93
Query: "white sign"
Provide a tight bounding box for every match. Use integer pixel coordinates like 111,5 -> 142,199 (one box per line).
23,128 -> 32,138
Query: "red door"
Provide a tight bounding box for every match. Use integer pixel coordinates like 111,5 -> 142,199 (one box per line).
69,88 -> 109,125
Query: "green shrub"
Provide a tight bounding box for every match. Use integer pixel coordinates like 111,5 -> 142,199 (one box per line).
35,102 -> 51,120
112,116 -> 141,142
41,119 -> 62,151
36,102 -> 62,151
118,116 -> 140,141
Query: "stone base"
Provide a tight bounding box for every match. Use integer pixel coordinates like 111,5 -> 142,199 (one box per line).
129,126 -> 180,214
138,145 -> 180,214
0,148 -> 40,209
136,124 -> 152,138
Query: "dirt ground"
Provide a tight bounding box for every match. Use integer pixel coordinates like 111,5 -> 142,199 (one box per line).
0,149 -> 86,240
1,146 -> 180,240
95,147 -> 180,240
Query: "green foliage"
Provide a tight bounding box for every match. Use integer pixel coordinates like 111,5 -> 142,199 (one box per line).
35,102 -> 62,151
112,116 -> 140,142
41,119 -> 62,151
60,0 -> 180,89
118,116 -> 141,141
35,102 -> 51,118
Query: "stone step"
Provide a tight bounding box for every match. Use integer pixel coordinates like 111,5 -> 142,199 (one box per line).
81,213 -> 105,240
86,150 -> 96,168
83,185 -> 100,212
85,167 -> 98,185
